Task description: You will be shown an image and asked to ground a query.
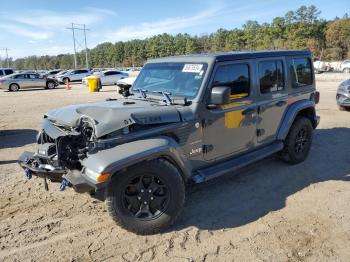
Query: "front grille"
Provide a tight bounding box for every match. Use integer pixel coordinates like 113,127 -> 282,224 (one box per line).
41,131 -> 55,144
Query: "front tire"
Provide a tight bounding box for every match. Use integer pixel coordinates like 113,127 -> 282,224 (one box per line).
106,159 -> 185,235
279,117 -> 313,165
9,83 -> 20,92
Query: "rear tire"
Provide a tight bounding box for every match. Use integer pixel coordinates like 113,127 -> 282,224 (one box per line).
46,81 -> 56,89
279,117 -> 313,165
9,83 -> 20,92
106,159 -> 185,235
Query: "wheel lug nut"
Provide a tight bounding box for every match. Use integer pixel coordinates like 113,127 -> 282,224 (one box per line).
150,197 -> 154,200
137,196 -> 141,200
144,201 -> 147,205
148,189 -> 152,193
140,189 -> 144,193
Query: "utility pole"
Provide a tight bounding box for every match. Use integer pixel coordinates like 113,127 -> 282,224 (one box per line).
83,24 -> 89,69
0,48 -> 10,68
66,23 -> 89,69
66,23 -> 78,69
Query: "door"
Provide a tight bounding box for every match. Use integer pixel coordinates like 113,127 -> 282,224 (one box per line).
28,74 -> 45,87
14,74 -> 31,88
104,71 -> 122,85
202,61 -> 258,161
256,58 -> 288,144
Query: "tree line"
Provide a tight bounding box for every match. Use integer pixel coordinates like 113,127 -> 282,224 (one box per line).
9,5 -> 350,70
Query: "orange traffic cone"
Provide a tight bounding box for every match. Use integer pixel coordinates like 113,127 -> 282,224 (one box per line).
66,79 -> 70,90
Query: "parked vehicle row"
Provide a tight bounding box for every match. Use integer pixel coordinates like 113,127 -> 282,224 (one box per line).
313,60 -> 350,73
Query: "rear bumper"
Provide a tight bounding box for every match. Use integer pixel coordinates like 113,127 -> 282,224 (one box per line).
18,151 -> 97,193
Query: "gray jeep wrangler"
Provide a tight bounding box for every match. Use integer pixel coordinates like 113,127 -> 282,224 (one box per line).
19,50 -> 320,234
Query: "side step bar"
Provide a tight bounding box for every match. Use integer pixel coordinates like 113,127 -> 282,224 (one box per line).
192,141 -> 284,183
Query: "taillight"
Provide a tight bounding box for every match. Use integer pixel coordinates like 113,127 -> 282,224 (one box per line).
311,91 -> 320,104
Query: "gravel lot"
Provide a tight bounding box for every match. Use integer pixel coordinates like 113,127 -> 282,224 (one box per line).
0,76 -> 350,261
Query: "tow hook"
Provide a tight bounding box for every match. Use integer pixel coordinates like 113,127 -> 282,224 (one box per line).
60,179 -> 69,191
25,168 -> 32,179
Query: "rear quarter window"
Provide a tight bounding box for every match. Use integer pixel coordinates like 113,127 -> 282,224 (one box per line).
0,70 -> 3,76
290,58 -> 313,88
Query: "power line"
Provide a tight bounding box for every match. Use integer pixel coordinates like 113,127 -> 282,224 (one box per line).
66,23 -> 90,69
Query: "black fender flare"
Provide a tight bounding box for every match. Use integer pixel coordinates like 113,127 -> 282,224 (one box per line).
277,99 -> 318,140
82,136 -> 192,184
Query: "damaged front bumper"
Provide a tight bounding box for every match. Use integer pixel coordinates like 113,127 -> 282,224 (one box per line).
18,151 -> 101,194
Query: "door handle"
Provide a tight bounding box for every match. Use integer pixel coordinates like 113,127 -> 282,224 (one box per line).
242,108 -> 256,116
275,101 -> 287,107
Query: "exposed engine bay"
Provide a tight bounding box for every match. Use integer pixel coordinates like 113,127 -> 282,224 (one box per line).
38,117 -> 96,171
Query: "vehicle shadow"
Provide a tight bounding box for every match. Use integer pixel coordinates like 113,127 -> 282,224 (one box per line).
0,160 -> 18,165
3,87 -> 65,92
173,127 -> 350,231
0,129 -> 37,149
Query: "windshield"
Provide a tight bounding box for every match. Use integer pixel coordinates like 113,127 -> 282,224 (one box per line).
132,62 -> 208,98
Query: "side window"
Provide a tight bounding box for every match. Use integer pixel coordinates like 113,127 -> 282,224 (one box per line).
212,64 -> 250,100
259,60 -> 285,94
291,58 -> 313,87
14,74 -> 25,79
29,74 -> 38,79
0,71 -> 3,76
4,69 -> 14,75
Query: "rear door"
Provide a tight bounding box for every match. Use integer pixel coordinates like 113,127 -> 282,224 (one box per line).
28,74 -> 45,87
256,57 -> 288,144
78,70 -> 89,80
104,71 -> 122,84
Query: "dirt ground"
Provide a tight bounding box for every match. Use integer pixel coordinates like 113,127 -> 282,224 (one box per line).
0,75 -> 350,261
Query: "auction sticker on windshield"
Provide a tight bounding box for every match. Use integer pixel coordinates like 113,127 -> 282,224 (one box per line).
182,64 -> 203,73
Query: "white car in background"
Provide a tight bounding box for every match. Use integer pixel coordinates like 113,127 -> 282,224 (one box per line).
56,69 -> 90,84
82,70 -> 128,86
340,60 -> 350,73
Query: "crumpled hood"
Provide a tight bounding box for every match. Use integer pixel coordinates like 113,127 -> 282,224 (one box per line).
45,99 -> 181,138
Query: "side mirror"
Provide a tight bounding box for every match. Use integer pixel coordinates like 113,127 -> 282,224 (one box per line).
209,86 -> 231,105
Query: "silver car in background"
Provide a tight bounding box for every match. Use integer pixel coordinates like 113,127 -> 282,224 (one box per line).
0,73 -> 58,91
336,79 -> 350,110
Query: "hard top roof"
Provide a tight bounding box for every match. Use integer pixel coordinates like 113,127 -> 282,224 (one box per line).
148,50 -> 311,64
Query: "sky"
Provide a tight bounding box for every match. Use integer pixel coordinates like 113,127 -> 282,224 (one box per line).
0,0 -> 349,59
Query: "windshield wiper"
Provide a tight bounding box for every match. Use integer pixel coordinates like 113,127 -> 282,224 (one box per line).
133,88 -> 148,99
152,91 -> 173,105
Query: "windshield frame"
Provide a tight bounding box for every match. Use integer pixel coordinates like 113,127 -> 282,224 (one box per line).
131,62 -> 209,101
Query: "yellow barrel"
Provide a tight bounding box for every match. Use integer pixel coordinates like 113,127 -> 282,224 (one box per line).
87,77 -> 99,92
